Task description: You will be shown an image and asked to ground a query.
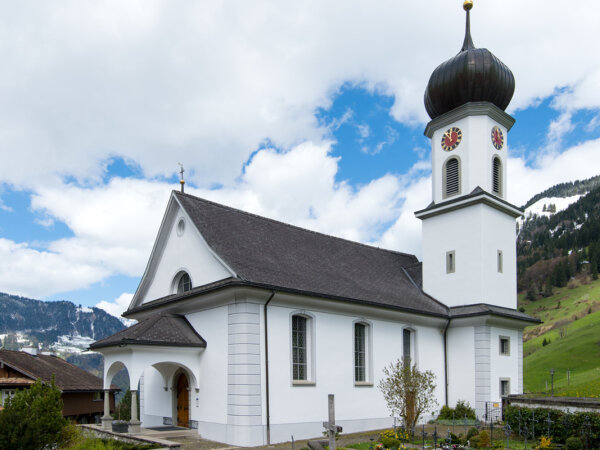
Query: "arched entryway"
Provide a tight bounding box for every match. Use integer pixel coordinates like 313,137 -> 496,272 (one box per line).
176,372 -> 189,427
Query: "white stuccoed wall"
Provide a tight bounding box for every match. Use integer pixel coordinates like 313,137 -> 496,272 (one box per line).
422,204 -> 517,309
185,305 -> 230,443
446,326 -> 476,409
489,326 -> 520,399
140,202 -> 232,304
265,302 -> 446,444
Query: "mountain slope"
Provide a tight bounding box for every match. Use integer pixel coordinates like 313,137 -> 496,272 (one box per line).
0,292 -> 125,351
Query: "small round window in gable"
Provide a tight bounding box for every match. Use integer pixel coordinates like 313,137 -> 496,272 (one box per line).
176,218 -> 186,236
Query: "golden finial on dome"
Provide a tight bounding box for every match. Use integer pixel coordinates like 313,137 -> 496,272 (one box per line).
463,0 -> 473,11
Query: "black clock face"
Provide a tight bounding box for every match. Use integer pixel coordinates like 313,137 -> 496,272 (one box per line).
441,127 -> 462,151
491,126 -> 504,150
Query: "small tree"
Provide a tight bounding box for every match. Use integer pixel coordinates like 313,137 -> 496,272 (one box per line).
0,378 -> 70,450
378,359 -> 438,430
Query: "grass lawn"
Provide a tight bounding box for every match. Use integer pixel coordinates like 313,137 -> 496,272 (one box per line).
519,279 -> 600,396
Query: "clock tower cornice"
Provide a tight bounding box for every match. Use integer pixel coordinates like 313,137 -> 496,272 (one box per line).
424,102 -> 515,139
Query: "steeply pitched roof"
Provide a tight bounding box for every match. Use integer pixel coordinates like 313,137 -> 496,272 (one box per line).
171,191 -> 449,317
90,314 -> 207,350
0,349 -> 112,391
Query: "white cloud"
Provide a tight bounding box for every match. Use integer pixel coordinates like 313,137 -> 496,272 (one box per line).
96,292 -> 135,321
0,1 -> 598,188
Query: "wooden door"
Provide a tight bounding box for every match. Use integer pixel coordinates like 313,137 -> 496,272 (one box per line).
176,373 -> 189,427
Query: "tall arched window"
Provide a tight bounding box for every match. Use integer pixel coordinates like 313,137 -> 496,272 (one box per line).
354,323 -> 367,382
492,157 -> 503,196
443,157 -> 461,198
292,315 -> 308,381
290,312 -> 315,383
173,271 -> 192,294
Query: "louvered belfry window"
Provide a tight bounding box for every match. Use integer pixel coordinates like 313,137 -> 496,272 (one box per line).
292,315 -> 307,380
354,323 -> 366,382
493,157 -> 502,195
445,158 -> 460,197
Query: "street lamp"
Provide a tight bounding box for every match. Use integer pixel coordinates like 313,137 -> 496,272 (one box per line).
549,368 -> 555,397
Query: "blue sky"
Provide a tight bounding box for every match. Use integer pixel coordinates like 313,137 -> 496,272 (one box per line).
0,1 -> 599,316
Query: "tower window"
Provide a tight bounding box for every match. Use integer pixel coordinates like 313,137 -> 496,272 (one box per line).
446,251 -> 456,274
493,157 -> 502,196
500,378 -> 510,397
443,157 -> 461,198
497,250 -> 503,273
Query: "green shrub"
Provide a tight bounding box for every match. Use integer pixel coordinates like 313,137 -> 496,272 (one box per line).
437,400 -> 476,420
565,436 -> 583,450
466,427 -> 478,440
0,378 -> 69,450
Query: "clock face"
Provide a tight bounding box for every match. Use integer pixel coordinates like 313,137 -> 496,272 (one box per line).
491,126 -> 504,150
441,127 -> 462,151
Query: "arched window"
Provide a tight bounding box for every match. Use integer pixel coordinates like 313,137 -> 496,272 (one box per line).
443,157 -> 461,198
292,315 -> 307,381
492,157 -> 502,196
173,271 -> 192,294
291,313 -> 315,383
403,328 -> 415,366
354,321 -> 372,384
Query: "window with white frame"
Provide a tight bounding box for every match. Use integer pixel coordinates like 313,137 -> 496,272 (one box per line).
354,322 -> 372,384
492,157 -> 503,196
443,157 -> 461,198
1,389 -> 15,406
173,271 -> 192,294
292,314 -> 313,382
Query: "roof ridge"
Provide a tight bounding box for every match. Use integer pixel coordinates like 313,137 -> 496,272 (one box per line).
174,190 -> 417,261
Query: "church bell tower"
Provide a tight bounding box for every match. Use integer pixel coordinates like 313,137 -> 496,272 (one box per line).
415,1 -> 523,309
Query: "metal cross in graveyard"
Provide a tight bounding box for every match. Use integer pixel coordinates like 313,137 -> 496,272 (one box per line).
522,423 -> 529,450
503,423 -> 512,450
322,394 -> 342,450
517,409 -> 522,436
433,426 -> 438,449
562,410 -> 571,437
446,429 -> 452,446
546,412 -> 553,438
421,424 -> 428,450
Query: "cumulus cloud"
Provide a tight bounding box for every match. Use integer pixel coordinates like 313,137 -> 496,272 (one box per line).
0,1 -> 599,188
96,292 -> 135,321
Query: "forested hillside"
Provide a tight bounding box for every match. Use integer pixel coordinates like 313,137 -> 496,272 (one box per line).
517,180 -> 600,298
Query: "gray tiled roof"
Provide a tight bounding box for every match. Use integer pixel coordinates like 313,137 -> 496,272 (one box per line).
90,314 -> 207,349
0,349 -> 112,391
450,303 -> 541,323
174,192 -> 449,317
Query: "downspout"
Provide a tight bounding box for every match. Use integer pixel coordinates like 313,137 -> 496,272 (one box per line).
443,318 -> 452,406
264,291 -> 275,445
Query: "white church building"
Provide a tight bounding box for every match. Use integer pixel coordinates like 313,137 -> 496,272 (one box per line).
91,3 -> 538,446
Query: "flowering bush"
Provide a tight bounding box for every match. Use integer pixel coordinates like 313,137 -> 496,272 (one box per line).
378,429 -> 408,449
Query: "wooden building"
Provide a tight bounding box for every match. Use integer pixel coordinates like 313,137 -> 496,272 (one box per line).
0,348 -> 117,423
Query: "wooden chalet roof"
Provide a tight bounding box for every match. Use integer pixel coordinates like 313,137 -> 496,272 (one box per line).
0,349 -> 113,392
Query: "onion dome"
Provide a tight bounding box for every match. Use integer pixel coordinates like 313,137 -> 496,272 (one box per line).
424,1 -> 515,120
